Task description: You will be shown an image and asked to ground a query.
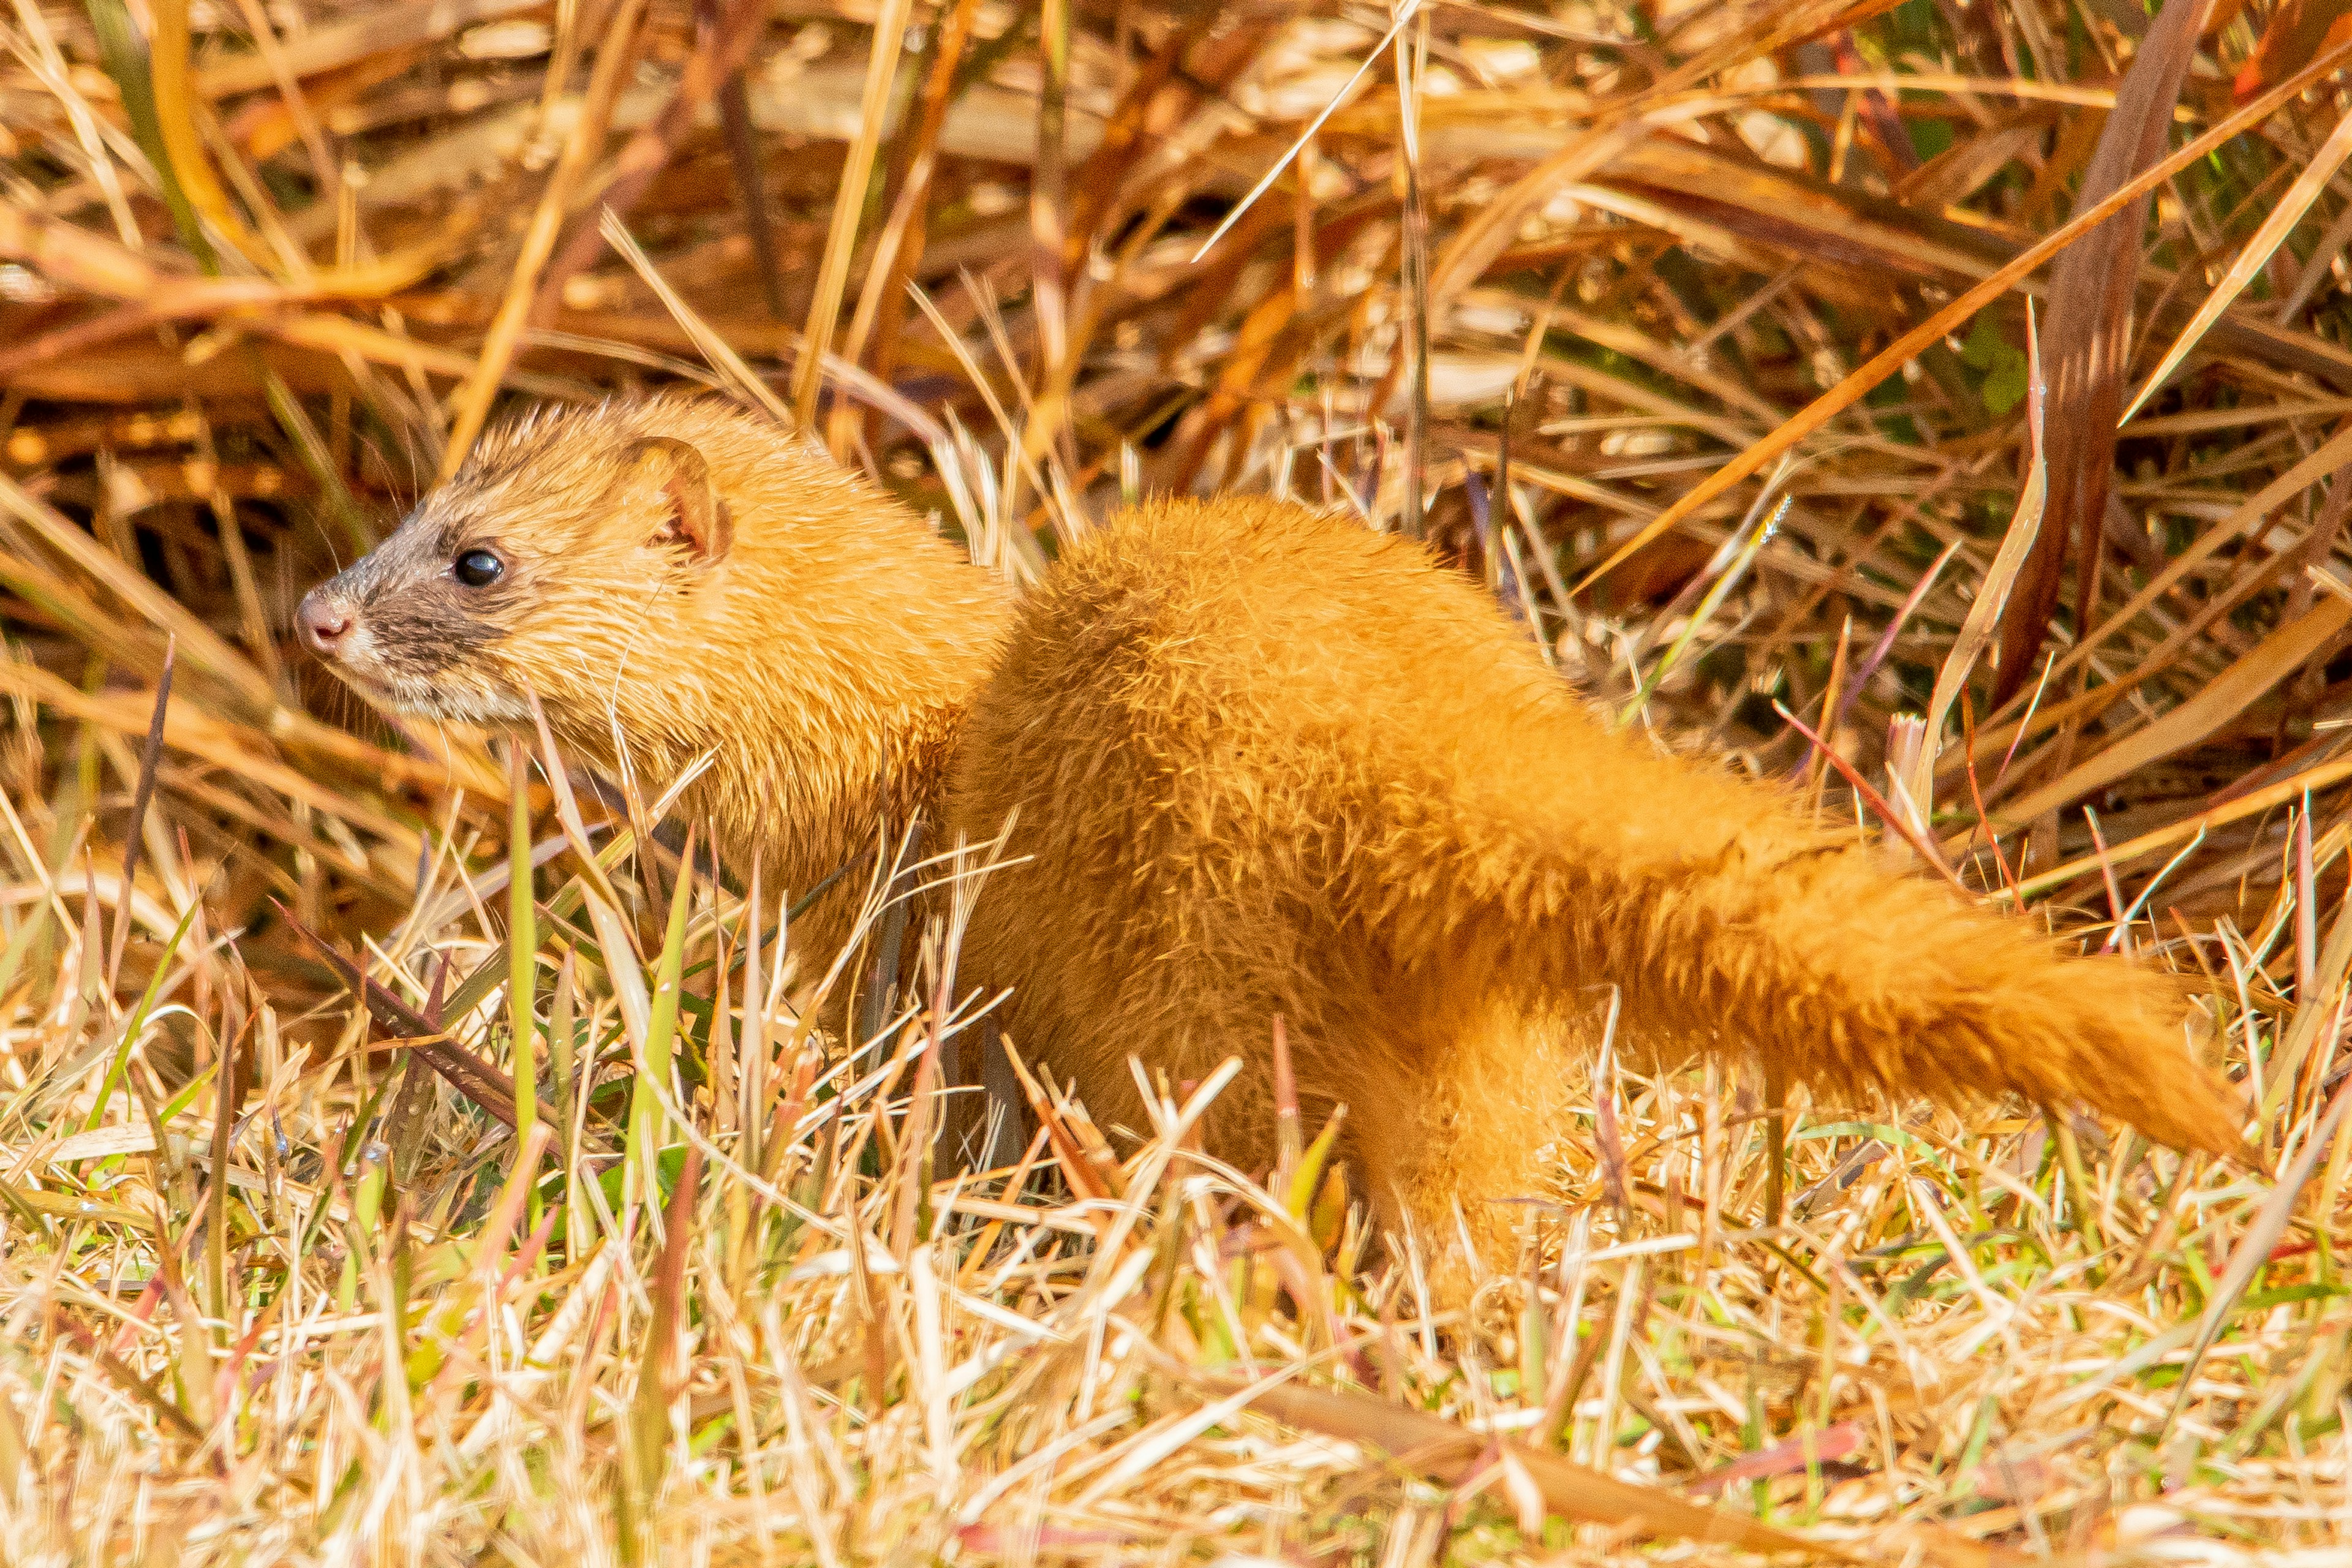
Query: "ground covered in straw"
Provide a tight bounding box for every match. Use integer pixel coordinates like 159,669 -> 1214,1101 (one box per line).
6,0 -> 2352,1562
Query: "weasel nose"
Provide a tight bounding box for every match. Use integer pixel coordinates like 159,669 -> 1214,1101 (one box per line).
298,590 -> 353,655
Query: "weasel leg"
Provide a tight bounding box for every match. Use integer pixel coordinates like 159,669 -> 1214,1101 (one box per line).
1344,1005 -> 1593,1302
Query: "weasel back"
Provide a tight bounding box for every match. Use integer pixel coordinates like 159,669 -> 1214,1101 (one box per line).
950,496 -> 2239,1255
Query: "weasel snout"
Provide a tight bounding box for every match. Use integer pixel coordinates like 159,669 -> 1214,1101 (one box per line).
292,549 -> 532,725
297,587 -> 355,657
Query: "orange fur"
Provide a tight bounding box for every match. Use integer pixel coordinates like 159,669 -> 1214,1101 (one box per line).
303,396 -> 2244,1276
954,495 -> 2241,1264
301,396 -> 1008,962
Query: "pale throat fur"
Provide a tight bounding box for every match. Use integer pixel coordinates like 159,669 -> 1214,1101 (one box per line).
300,396 -> 1014,929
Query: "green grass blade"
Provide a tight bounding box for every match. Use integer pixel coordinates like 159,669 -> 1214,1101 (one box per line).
81,899 -> 199,1134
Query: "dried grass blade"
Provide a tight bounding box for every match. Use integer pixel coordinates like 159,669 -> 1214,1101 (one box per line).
908,1246 -> 956,1500
2264,894 -> 2352,1131
509,742 -> 541,1196
794,0 -> 916,429
1990,595 -> 2352,832
1189,10 -> 1410,266
1622,497 -> 1782,726
532,0 -> 766,322
1237,1381 -> 1841,1558
0,662 -> 425,856
1684,1422 -> 1865,1497
2012,420 -> 2352,715
718,67 -> 783,318
0,473 -> 271,713
839,0 -> 982,419
1029,0 -> 1069,376
1993,0 -> 2203,700
1827,535 -> 1964,747
622,1140 -> 700,1562
104,639 -> 174,996
2230,0 -> 2352,102
0,198 -> 183,298
1774,702 -> 1972,893
600,212 -> 794,428
454,1241 -> 614,1460
440,0 -> 650,477
441,821 -> 638,1024
2165,1075 -> 2352,1433
2006,746 -> 2352,899
198,0 -> 546,97
149,0 -> 269,265
1567,33 -> 2352,598
274,903 -> 548,1129
1917,311 -> 2046,811
2125,106 -> 2352,421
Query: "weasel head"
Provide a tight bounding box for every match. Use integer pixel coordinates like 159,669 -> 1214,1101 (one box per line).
298,398 -> 739,730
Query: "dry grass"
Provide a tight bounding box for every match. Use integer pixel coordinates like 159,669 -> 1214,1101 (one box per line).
6,0 -> 2352,1561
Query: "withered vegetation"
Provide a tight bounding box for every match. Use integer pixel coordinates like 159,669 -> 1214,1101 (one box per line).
2,0 -> 2352,1561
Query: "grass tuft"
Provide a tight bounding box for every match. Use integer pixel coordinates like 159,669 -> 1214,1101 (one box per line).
5,0 -> 2352,1560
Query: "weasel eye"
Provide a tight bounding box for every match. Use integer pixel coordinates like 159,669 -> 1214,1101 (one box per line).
453,549 -> 504,587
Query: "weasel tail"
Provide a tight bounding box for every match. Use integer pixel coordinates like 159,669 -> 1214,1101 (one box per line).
952,497 -> 2242,1265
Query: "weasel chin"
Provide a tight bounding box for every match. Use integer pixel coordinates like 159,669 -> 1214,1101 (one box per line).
323,661 -> 532,726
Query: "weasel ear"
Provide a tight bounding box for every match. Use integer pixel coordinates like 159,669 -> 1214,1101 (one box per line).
618,435 -> 732,564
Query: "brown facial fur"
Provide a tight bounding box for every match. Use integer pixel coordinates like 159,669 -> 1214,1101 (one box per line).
311,394 -> 2245,1285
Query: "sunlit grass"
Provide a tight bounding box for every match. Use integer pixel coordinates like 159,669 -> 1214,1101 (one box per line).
5,0 -> 2352,1561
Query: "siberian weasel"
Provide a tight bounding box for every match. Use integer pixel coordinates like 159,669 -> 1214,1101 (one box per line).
300,395 -> 2242,1275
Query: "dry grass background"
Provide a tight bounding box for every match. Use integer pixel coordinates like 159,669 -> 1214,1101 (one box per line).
4,0 -> 2352,1562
